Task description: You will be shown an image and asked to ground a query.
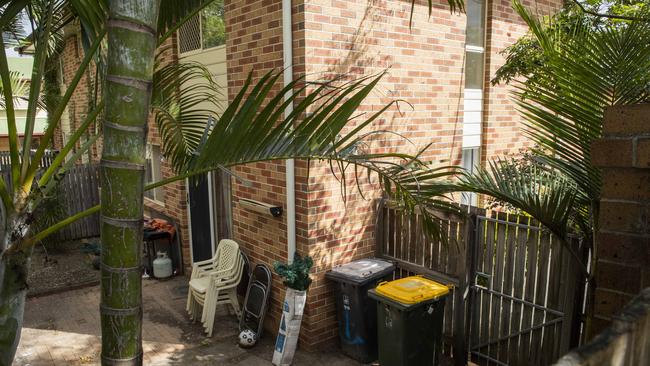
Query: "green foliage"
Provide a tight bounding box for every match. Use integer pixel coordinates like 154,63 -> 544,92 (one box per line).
0,71 -> 28,108
179,70 -> 461,243
492,0 -> 650,90
42,51 -> 62,117
151,57 -> 222,171
80,241 -> 101,255
274,254 -> 314,291
30,181 -> 67,250
483,148 -> 543,212
201,0 -> 225,49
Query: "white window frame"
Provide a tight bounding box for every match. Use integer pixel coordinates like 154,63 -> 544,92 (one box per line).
145,143 -> 165,206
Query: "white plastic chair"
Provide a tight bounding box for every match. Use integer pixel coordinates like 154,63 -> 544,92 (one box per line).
186,239 -> 244,337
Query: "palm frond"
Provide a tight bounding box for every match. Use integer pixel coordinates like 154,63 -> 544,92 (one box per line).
162,70 -> 461,242
512,0 -> 650,205
151,57 -> 223,171
68,0 -> 107,42
413,0 -> 465,18
0,70 -> 27,108
0,1 -> 27,46
460,158 -> 587,240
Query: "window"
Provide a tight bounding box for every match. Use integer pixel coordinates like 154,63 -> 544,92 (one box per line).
178,0 -> 226,54
465,51 -> 485,89
466,0 -> 486,48
461,147 -> 480,206
145,144 -> 164,203
462,0 -> 486,207
462,0 -> 486,150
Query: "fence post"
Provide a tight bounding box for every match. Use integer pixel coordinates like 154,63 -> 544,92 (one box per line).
568,237 -> 589,349
453,208 -> 476,366
374,198 -> 386,258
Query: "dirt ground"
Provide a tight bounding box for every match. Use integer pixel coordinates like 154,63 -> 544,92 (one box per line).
27,239 -> 101,296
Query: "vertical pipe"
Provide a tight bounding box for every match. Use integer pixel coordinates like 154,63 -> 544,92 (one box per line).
282,0 -> 296,264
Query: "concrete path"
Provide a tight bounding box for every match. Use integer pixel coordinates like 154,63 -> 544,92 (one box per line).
16,277 -> 360,366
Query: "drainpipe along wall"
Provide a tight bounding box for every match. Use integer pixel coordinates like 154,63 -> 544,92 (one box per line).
282,0 -> 296,264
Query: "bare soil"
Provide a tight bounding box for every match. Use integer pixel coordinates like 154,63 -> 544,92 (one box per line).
27,239 -> 101,296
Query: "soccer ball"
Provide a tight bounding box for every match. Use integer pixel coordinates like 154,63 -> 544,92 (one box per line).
238,329 -> 257,348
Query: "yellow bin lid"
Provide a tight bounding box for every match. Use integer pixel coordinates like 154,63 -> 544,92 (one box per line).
375,276 -> 449,304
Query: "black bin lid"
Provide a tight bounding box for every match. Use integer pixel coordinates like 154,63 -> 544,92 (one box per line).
325,258 -> 395,285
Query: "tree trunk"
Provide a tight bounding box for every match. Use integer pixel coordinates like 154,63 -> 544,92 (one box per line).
100,1 -> 160,365
0,249 -> 30,366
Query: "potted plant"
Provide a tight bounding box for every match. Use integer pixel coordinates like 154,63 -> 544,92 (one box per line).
272,254 -> 313,365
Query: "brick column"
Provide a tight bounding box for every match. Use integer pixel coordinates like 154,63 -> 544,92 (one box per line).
591,104 -> 650,334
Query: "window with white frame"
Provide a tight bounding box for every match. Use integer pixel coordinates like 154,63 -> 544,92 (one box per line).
177,0 -> 225,54
462,0 -> 486,149
145,144 -> 164,203
461,0 -> 486,205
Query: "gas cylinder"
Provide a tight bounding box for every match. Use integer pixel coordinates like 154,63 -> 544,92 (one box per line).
153,251 -> 172,279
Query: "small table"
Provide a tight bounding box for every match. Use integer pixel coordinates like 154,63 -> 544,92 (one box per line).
143,229 -> 178,278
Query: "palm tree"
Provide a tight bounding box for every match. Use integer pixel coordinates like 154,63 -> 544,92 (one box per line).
0,1 -> 463,364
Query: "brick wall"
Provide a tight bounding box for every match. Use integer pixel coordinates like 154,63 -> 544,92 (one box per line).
297,0 -> 562,349
225,0 -> 562,350
224,0 -> 309,339
56,24 -> 98,159
591,104 -> 650,335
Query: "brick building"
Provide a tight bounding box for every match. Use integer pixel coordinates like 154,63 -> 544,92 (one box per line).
55,0 -> 562,349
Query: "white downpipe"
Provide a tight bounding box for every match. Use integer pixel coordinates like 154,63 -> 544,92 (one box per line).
282,0 -> 296,264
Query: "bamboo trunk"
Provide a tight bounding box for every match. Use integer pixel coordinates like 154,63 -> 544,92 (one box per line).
100,1 -> 160,365
0,249 -> 30,366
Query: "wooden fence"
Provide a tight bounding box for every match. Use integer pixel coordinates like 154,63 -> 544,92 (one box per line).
375,200 -> 589,366
0,150 -> 57,170
57,164 -> 101,240
0,152 -> 100,241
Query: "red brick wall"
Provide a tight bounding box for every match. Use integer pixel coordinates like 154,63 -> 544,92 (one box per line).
56,25 -> 99,159
299,0 -> 467,346
225,0 -> 564,350
591,104 -> 650,335
224,0 -> 309,338
296,0 -> 562,348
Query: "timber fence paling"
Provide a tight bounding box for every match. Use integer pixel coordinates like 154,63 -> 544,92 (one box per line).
499,212 -> 517,363
519,217 -> 539,365
58,164 -> 100,241
376,201 -> 471,361
0,153 -> 99,242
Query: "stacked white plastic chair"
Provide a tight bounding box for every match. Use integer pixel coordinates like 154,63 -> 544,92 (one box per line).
186,239 -> 245,337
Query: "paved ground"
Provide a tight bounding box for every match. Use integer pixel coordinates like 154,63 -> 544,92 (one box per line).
16,277 -> 361,366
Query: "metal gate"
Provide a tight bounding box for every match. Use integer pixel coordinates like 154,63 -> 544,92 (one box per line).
468,213 -> 586,366
375,200 -> 589,366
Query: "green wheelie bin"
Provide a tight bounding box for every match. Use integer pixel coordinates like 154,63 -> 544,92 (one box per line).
368,276 -> 449,366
